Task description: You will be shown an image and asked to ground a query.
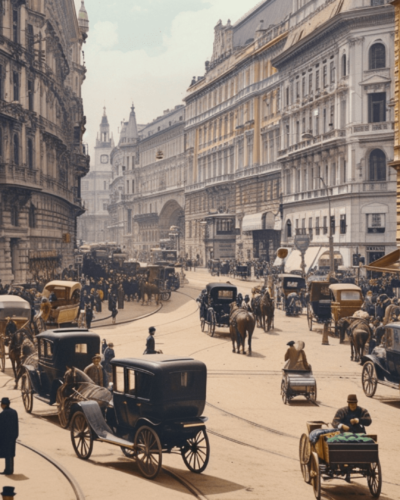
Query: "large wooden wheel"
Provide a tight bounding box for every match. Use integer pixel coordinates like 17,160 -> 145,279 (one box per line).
310,452 -> 321,500
367,460 -> 382,498
209,311 -> 216,337
161,291 -> 171,301
307,306 -> 313,331
181,429 -> 210,474
299,433 -> 311,483
134,426 -> 162,480
281,379 -> 288,405
70,411 -> 93,460
56,390 -> 69,429
21,373 -> 33,413
362,362 -> 378,398
0,337 -> 5,373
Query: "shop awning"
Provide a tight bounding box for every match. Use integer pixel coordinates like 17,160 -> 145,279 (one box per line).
364,249 -> 400,273
242,212 -> 276,232
285,246 -> 322,274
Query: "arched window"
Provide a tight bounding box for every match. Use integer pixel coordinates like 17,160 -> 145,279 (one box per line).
286,220 -> 292,238
29,204 -> 36,228
11,206 -> 19,227
27,139 -> 33,169
342,54 -> 347,77
13,134 -> 19,165
369,43 -> 386,70
369,149 -> 386,181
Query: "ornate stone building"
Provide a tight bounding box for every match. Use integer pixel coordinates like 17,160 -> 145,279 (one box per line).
78,108 -> 114,244
274,0 -> 397,270
183,1 -> 292,264
108,104 -> 185,259
0,0 -> 90,282
392,0 -> 400,245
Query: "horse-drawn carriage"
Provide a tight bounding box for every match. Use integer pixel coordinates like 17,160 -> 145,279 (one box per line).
200,283 -> 237,336
361,322 -> 400,398
329,284 -> 364,335
20,329 -> 111,429
300,421 -> 381,499
235,264 -> 249,280
209,259 -> 221,276
69,356 -> 210,480
276,274 -> 306,312
281,342 -> 317,404
42,281 -> 81,327
307,281 -> 331,331
0,296 -> 31,372
146,265 -> 178,301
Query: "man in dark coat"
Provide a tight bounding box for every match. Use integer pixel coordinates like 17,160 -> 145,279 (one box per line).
332,394 -> 372,434
144,327 -> 161,354
0,397 -> 19,475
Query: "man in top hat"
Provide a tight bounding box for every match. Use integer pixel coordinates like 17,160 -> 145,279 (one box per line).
1,487 -> 16,499
84,355 -> 104,387
332,394 -> 372,434
0,398 -> 19,475
144,327 -> 161,355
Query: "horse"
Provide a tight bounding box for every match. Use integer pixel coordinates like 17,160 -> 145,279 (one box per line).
229,302 -> 256,355
57,366 -> 113,428
9,328 -> 36,388
260,290 -> 275,332
337,317 -> 371,362
140,282 -> 160,306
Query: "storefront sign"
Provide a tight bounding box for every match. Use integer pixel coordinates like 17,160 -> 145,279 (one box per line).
29,250 -> 60,260
366,246 -> 385,252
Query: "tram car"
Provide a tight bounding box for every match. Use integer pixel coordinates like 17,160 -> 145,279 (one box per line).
69,356 -> 210,480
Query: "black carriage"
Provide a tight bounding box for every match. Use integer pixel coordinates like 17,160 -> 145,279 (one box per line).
220,261 -> 230,276
235,264 -> 249,280
361,322 -> 400,398
200,283 -> 237,336
69,356 -> 210,480
306,281 -> 331,331
276,274 -> 306,311
147,265 -> 179,301
300,421 -> 381,500
21,329 -> 101,422
209,259 -> 221,276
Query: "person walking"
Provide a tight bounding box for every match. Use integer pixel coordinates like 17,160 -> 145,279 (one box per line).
111,294 -> 118,325
85,303 -> 93,329
0,397 -> 19,475
117,284 -> 125,310
143,327 -> 162,354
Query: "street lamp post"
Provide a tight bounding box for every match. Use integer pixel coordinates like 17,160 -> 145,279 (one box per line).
317,176 -> 335,277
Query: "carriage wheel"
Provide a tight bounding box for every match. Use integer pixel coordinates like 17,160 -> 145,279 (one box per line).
56,391 -> 69,429
281,380 -> 288,405
181,429 -> 210,474
299,433 -> 311,483
0,338 -> 5,373
121,446 -> 136,459
209,312 -> 216,337
161,291 -> 171,301
362,362 -> 378,398
21,373 -> 33,413
367,460 -> 382,498
310,452 -> 321,500
201,318 -> 206,332
307,306 -> 313,331
70,411 -> 93,460
311,384 -> 317,403
135,426 -> 162,480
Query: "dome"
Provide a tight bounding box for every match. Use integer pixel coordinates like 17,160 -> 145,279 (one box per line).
78,1 -> 89,34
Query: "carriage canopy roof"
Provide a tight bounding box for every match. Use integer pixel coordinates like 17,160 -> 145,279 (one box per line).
206,283 -> 237,290
43,281 -> 81,299
329,284 -> 362,292
0,295 -> 31,320
36,329 -> 100,343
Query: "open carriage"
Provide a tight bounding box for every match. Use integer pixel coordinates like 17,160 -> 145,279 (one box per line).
69,356 -> 210,480
43,281 -> 81,327
0,296 -> 32,372
307,281 -> 331,331
299,421 -> 381,500
200,283 -> 237,336
281,343 -> 317,404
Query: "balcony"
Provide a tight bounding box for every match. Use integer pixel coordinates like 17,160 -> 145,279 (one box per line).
352,122 -> 394,134
278,129 -> 346,159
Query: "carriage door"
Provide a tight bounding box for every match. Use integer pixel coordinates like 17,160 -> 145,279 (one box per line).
112,365 -> 129,427
124,369 -> 146,428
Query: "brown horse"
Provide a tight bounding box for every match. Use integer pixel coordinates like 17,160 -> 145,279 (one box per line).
140,282 -> 160,306
260,290 -> 275,332
9,328 -> 36,388
229,303 -> 256,355
338,317 -> 371,362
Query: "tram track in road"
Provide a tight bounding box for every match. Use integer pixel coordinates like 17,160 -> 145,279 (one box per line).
163,467 -> 209,500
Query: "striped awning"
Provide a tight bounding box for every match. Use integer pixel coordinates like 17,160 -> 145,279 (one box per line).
242,212 -> 276,232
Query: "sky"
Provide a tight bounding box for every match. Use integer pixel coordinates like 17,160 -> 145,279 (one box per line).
73,0 -> 263,155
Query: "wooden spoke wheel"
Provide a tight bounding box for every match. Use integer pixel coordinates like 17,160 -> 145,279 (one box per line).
161,291 -> 171,301
181,429 -> 210,474
299,433 -> 311,483
200,318 -> 206,332
209,311 -> 216,337
56,390 -> 69,429
134,426 -> 162,480
281,379 -> 288,405
70,411 -> 93,460
362,361 -> 378,398
311,384 -> 317,403
367,460 -> 382,498
21,373 -> 33,414
310,452 -> 321,500
121,447 -> 136,459
307,306 -> 313,331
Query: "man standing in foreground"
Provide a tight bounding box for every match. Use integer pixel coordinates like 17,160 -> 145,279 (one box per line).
84,355 -> 104,386
0,397 -> 19,475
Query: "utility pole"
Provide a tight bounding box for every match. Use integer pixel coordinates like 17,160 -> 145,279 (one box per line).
318,177 -> 335,277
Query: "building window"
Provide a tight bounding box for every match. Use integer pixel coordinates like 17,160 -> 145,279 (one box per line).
323,65 -> 327,87
132,180 -> 135,193
330,215 -> 336,235
29,205 -> 36,229
12,9 -> 19,43
308,218 -> 313,239
340,214 -> 346,234
127,209 -> 132,233
13,72 -> 19,101
0,127 -> 2,159
216,219 -> 233,235
27,139 -> 33,169
316,217 -> 320,236
369,149 -> 386,181
28,80 -> 34,111
342,54 -> 347,77
323,216 -> 328,235
309,73 -> 313,94
302,76 -> 306,97
316,70 -> 320,90
13,134 -> 19,165
296,80 -> 300,99
367,213 -> 385,233
369,43 -> 385,70
330,62 -> 335,83
368,93 -> 386,123
286,87 -> 289,106
104,181 -> 106,190
0,65 -> 3,100
286,220 -> 292,238
11,206 -> 19,227
330,105 -> 334,128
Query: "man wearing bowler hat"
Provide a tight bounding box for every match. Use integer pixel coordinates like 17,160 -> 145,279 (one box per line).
0,397 -> 19,475
1,486 -> 17,499
332,394 -> 372,434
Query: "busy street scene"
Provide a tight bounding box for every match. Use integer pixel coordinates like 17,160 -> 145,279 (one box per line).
1,0 -> 400,499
